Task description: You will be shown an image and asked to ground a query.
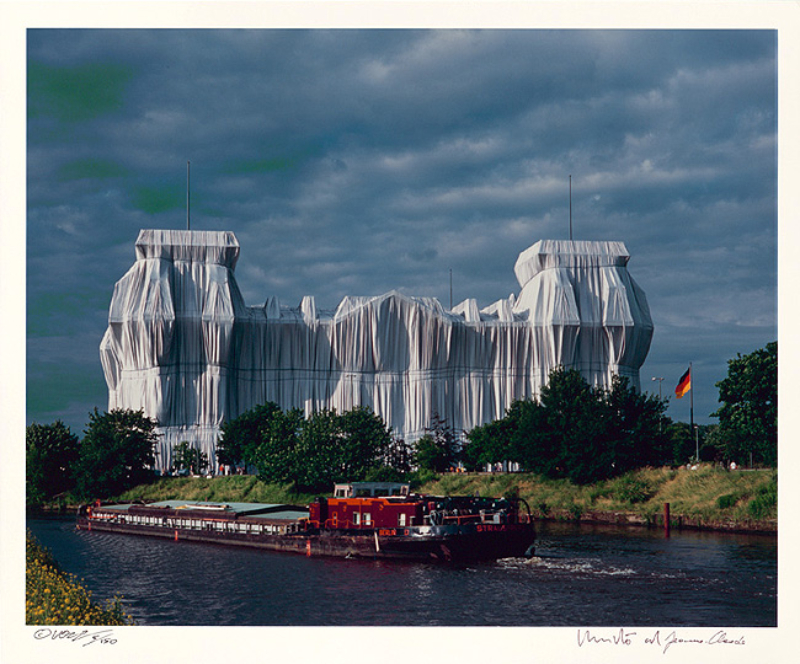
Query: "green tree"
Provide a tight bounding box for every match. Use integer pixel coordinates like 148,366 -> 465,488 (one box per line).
601,374 -> 669,472
664,420 -> 695,465
464,416 -> 515,471
468,368 -> 669,483
414,435 -> 447,473
712,341 -> 777,466
531,367 -> 610,483
364,465 -> 406,483
221,403 -> 400,490
384,436 -> 414,474
295,409 -> 343,490
284,406 -> 393,491
338,406 -> 393,479
700,424 -> 725,462
74,409 -> 158,499
251,407 -> 304,485
26,421 -> 80,507
217,402 -> 283,468
415,415 -> 459,473
505,398 -> 545,469
171,441 -> 209,475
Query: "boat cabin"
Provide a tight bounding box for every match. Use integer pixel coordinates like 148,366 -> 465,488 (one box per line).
310,483 -> 420,530
308,483 -> 525,532
332,482 -> 410,498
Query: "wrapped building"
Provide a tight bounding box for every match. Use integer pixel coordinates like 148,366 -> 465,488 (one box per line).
101,230 -> 653,470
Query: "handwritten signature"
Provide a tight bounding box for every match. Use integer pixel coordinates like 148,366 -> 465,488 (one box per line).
577,628 -> 745,654
33,627 -> 117,647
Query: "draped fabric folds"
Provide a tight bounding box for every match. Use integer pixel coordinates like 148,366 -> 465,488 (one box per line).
101,231 -> 653,471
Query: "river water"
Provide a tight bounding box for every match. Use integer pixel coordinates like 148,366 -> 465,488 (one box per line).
27,517 -> 776,627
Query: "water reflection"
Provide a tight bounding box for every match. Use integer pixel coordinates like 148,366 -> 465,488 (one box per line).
27,517 -> 776,627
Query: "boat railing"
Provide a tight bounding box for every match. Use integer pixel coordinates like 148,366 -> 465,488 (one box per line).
324,518 -> 359,530
441,513 -> 481,525
438,511 -> 532,526
322,518 -> 389,530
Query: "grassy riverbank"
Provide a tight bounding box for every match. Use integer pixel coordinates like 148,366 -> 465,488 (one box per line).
107,465 -> 776,533
424,466 -> 777,532
116,474 -> 320,506
26,532 -> 134,626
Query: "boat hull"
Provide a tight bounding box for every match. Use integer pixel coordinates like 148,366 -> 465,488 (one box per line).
76,518 -> 535,563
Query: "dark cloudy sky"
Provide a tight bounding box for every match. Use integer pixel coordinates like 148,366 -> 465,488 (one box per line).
25,28 -> 777,436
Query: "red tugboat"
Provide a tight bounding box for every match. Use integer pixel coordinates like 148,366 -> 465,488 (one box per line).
77,482 -> 535,563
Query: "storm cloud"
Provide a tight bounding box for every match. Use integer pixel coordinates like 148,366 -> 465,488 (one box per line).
26,28 -> 777,433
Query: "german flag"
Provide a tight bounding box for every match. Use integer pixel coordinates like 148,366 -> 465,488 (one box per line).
675,367 -> 691,399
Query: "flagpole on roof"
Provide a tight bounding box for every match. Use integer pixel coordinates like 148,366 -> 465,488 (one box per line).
449,268 -> 453,310
187,160 -> 191,231
569,175 -> 573,241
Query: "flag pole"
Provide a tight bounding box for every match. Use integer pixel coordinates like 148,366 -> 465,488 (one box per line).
690,362 -> 696,461
675,365 -> 695,462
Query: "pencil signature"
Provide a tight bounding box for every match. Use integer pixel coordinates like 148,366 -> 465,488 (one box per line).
32,627 -> 117,646
577,628 -> 745,654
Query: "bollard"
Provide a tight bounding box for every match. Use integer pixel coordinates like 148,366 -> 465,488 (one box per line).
664,502 -> 670,537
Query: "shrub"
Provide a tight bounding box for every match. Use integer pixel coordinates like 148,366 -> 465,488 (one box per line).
613,476 -> 654,504
26,532 -> 133,626
588,484 -> 611,504
364,466 -> 405,483
407,468 -> 438,489
747,479 -> 777,519
716,493 -> 740,510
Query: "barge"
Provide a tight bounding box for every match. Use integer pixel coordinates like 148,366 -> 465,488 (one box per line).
76,482 -> 536,563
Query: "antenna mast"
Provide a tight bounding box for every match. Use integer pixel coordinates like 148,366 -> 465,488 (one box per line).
569,174 -> 573,241
449,268 -> 453,310
186,160 -> 191,231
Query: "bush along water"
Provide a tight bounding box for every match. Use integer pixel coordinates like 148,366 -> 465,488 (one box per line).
26,532 -> 133,626
747,476 -> 777,519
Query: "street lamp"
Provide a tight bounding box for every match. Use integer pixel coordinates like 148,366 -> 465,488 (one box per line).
651,376 -> 664,398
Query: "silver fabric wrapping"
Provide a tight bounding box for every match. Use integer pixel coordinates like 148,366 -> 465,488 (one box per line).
101,231 -> 653,470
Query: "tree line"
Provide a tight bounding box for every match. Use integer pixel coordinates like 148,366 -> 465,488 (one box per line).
27,408 -> 158,507
215,404 -> 411,491
26,342 -> 777,506
463,370 -> 667,484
